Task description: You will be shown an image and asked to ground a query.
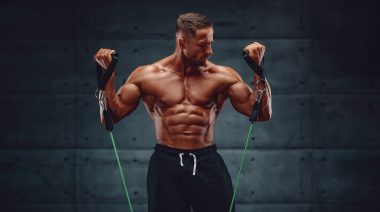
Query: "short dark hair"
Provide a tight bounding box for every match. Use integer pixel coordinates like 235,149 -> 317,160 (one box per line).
176,12 -> 213,36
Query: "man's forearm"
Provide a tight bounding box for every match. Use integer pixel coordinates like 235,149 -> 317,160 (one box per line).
253,73 -> 272,121
258,82 -> 272,121
100,74 -> 122,123
101,74 -> 141,124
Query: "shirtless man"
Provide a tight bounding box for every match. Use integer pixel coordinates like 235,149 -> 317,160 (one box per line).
94,12 -> 271,212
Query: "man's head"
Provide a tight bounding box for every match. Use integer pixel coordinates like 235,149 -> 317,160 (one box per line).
176,12 -> 214,66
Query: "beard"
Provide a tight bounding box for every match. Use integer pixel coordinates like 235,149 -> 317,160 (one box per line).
188,55 -> 208,66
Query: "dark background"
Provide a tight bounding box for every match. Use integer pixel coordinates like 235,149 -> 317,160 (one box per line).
0,0 -> 379,211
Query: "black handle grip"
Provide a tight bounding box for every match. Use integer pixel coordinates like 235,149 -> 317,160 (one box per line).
96,51 -> 119,90
242,50 -> 249,58
103,108 -> 114,131
95,51 -> 119,132
242,50 -> 265,79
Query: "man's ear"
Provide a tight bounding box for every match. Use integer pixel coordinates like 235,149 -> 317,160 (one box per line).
179,37 -> 186,49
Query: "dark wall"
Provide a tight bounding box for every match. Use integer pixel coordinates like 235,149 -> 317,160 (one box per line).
0,0 -> 379,211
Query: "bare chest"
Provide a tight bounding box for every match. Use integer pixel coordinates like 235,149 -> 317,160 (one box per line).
141,71 -> 225,108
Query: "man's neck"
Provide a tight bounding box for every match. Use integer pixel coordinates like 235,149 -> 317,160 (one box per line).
170,46 -> 199,76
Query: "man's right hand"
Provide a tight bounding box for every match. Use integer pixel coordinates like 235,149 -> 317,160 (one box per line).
243,42 -> 266,67
94,48 -> 116,70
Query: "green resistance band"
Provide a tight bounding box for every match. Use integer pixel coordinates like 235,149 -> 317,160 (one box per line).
109,131 -> 134,212
108,121 -> 253,212
109,123 -> 252,212
229,124 -> 253,212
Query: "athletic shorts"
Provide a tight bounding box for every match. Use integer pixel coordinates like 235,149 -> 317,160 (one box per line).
147,143 -> 235,212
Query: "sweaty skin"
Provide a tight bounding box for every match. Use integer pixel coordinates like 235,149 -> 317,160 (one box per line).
94,27 -> 272,149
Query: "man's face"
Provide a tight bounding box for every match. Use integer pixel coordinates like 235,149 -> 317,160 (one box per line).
182,27 -> 214,66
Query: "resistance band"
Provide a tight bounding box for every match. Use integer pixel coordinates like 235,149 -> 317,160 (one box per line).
228,50 -> 267,212
109,131 -> 134,212
95,52 -> 134,212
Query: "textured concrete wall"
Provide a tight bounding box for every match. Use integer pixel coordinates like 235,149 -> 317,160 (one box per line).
0,0 -> 379,211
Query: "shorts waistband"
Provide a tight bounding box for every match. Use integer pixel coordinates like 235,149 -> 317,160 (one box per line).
154,143 -> 217,157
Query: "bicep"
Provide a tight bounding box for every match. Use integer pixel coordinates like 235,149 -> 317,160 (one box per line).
116,66 -> 144,106
224,66 -> 251,103
227,81 -> 254,115
116,82 -> 141,107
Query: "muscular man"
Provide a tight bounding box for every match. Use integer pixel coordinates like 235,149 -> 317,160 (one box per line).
94,12 -> 271,212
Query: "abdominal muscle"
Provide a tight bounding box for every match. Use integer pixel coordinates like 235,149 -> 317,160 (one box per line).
152,103 -> 217,149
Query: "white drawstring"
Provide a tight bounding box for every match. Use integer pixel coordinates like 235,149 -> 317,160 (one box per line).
189,153 -> 197,176
178,152 -> 197,176
179,153 -> 184,166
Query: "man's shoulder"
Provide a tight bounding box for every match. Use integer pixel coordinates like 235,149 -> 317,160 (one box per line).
210,64 -> 234,73
127,64 -> 161,83
131,64 -> 161,76
209,64 -> 242,82
134,64 -> 161,74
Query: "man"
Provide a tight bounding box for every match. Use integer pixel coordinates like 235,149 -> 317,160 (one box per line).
94,12 -> 271,212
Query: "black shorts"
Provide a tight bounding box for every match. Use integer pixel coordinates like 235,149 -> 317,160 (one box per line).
147,144 -> 235,212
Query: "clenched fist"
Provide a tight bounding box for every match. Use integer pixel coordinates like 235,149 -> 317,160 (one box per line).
94,48 -> 116,70
243,42 -> 266,66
